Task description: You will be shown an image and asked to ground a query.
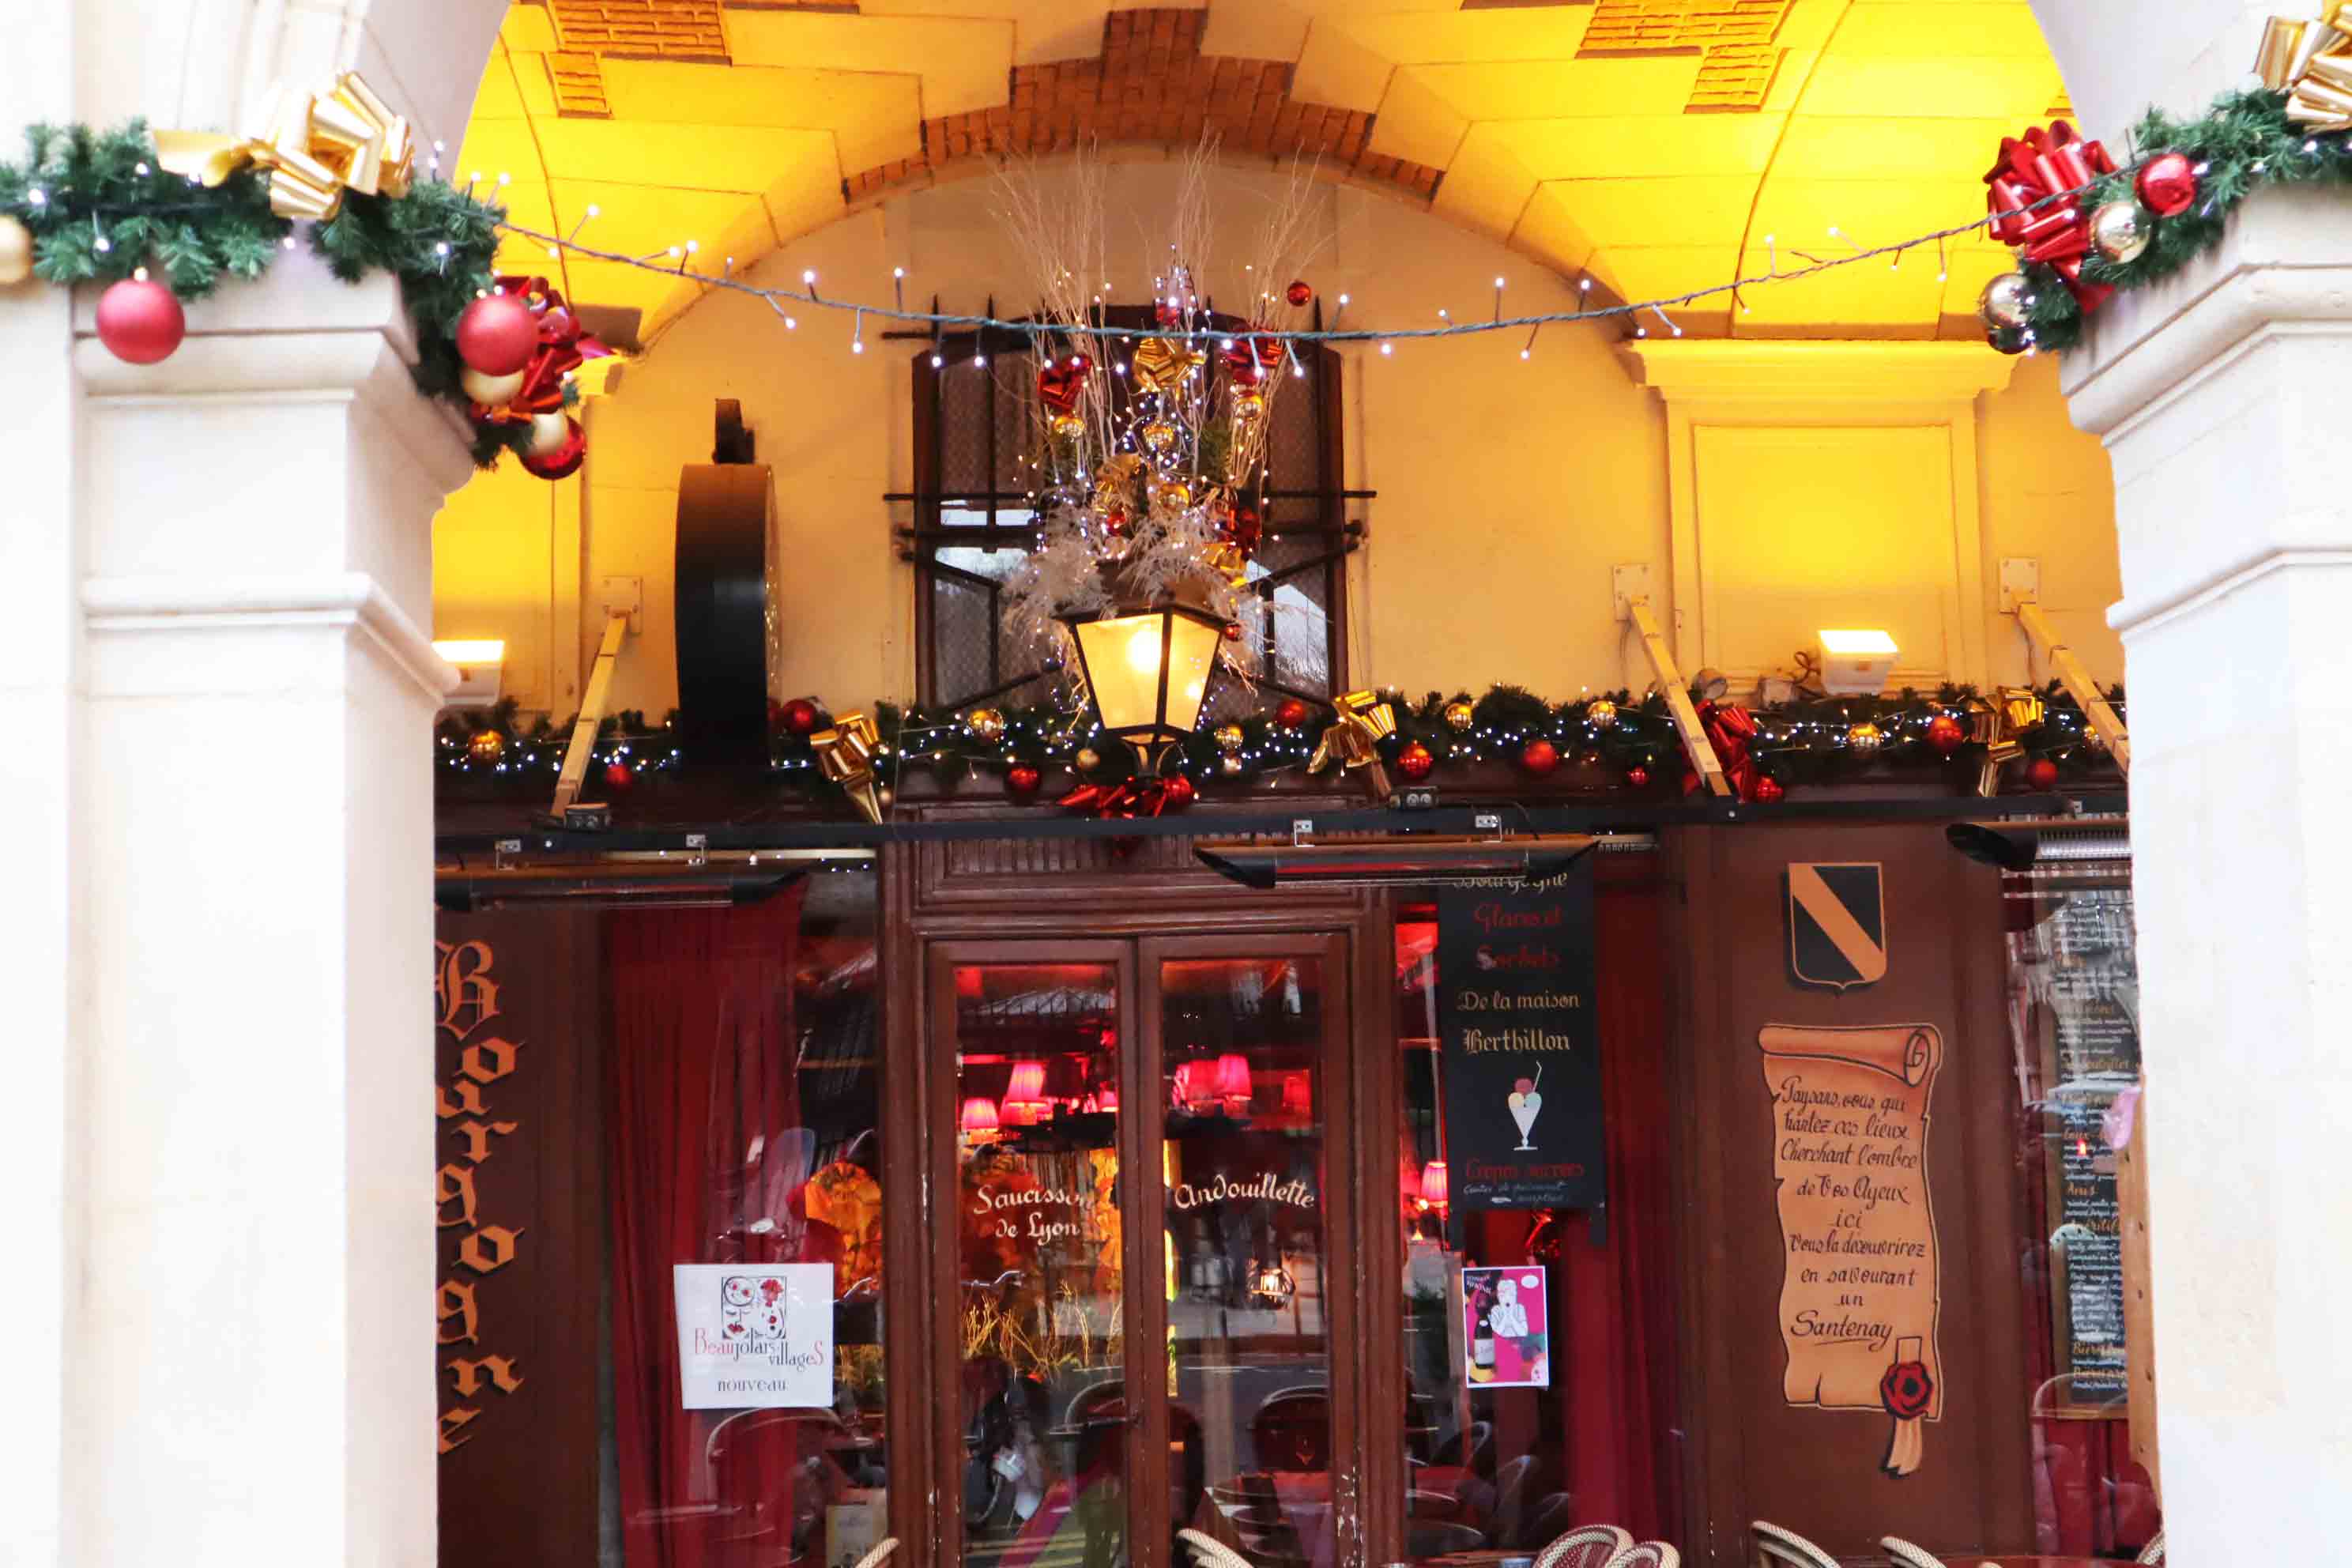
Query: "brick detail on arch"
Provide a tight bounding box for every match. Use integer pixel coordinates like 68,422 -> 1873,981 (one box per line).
842,9 -> 1444,203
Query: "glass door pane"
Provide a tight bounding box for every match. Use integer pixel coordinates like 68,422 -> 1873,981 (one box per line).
1156,954 -> 1339,1568
946,960 -> 1131,1568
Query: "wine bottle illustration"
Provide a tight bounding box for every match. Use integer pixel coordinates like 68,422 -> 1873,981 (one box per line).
1506,1063 -> 1544,1152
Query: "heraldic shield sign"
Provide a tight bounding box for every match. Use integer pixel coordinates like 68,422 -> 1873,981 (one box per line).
1786,862 -> 1887,991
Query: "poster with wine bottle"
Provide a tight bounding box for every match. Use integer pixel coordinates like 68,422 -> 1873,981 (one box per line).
1434,864 -> 1606,1212
1461,1265 -> 1551,1387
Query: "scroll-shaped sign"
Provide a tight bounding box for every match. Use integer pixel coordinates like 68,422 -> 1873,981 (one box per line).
672,1263 -> 834,1410
1758,1024 -> 1943,1477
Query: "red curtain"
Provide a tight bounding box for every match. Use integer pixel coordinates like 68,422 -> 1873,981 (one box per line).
607,889 -> 817,1568
1551,873 -> 1680,1541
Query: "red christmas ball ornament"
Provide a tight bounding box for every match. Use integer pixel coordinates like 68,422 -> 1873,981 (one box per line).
1223,621 -> 1244,642
1397,741 -> 1435,782
1625,764 -> 1651,790
1285,279 -> 1314,307
2136,152 -> 2199,219
603,760 -> 635,793
94,277 -> 186,364
1005,763 -> 1042,797
456,291 -> 537,376
781,697 -> 821,736
1161,774 -> 1196,810
517,414 -> 586,481
1155,300 -> 1182,327
2026,757 -> 2060,790
1752,775 -> 1786,805
1927,712 -> 1967,756
1520,739 -> 1560,776
1276,698 -> 1310,729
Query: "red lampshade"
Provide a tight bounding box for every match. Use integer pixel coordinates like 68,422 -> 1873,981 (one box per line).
961,1097 -> 1001,1135
1420,1159 -> 1449,1206
1098,1086 -> 1119,1111
1214,1053 -> 1253,1101
1006,1060 -> 1047,1102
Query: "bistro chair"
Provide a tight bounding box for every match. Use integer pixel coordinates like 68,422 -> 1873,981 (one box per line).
847,1540 -> 901,1568
1750,1521 -> 1840,1568
1878,1536 -> 1947,1568
1407,1489 -> 1464,1521
1178,1527 -> 1258,1568
1607,1544 -> 1680,1568
2137,1532 -> 2166,1565
1536,1523 -> 1634,1568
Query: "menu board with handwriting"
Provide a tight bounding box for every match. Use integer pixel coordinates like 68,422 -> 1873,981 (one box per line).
1434,865 -> 1605,1212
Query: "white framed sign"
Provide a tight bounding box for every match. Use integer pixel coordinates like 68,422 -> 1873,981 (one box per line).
671,1263 -> 834,1410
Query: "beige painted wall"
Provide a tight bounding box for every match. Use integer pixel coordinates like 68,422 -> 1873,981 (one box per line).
432,163 -> 2122,719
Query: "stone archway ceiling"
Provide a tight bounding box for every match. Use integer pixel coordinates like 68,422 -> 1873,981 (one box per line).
458,0 -> 2073,342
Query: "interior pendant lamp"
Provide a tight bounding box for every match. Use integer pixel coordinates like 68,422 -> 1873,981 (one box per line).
1060,592 -> 1226,769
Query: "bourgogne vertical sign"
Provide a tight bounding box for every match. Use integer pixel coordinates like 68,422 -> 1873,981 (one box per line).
1758,1023 -> 1944,1477
1434,862 -> 1606,1213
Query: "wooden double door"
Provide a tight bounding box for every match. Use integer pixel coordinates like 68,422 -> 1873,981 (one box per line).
923,929 -> 1385,1568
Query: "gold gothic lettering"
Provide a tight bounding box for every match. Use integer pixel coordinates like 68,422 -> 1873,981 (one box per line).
435,937 -> 526,1457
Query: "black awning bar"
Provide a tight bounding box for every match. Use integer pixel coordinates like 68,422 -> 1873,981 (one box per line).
438,790 -> 2129,859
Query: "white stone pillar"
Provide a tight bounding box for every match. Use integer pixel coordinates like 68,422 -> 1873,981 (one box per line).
69,251 -> 469,1567
2060,186 -> 2352,1565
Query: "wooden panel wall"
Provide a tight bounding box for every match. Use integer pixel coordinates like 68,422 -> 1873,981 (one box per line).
1665,823 -> 2034,1564
435,911 -> 605,1568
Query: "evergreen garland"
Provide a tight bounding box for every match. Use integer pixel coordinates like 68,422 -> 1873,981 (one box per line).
2020,88 -> 2345,352
0,119 -> 520,463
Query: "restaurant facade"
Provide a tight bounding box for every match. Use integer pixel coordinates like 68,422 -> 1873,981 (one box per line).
11,4 -> 2342,1568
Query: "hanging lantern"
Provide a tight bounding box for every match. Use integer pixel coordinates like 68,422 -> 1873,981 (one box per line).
1059,598 -> 1227,769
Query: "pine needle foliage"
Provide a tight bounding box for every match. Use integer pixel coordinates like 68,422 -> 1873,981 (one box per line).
0,119 -> 519,463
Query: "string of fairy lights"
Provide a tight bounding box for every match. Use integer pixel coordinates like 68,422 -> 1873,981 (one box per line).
483,153 -> 2113,356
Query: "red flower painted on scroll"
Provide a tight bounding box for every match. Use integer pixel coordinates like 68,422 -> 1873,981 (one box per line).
1879,1359 -> 1935,1421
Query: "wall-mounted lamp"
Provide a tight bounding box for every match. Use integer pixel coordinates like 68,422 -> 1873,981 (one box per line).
432,639 -> 506,710
1419,1159 -> 1449,1212
1816,628 -> 1899,695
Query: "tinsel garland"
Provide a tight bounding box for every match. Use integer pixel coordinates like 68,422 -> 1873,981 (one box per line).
0,120 -> 525,465
439,681 -> 2124,808
2020,88 -> 2339,352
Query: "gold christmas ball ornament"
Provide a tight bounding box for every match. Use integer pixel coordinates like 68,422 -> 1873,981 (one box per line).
967,707 -> 1007,742
0,213 -> 32,285
1219,753 -> 1246,778
876,784 -> 895,811
524,411 -> 572,459
460,365 -> 526,407
1847,720 -> 1886,754
1231,391 -> 1265,424
1140,420 -> 1178,454
1442,699 -> 1475,733
1149,479 -> 1192,511
1586,698 -> 1619,730
1977,271 -> 2033,331
1214,722 -> 1246,754
467,729 -> 506,764
2089,200 -> 2152,266
2081,725 -> 2109,755
1075,746 -> 1102,771
1050,412 -> 1085,440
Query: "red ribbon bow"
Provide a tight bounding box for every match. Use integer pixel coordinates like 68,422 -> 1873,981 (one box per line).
1682,698 -> 1764,802
1036,355 -> 1091,413
490,274 -> 611,419
1982,122 -> 2118,312
1059,775 -> 1193,820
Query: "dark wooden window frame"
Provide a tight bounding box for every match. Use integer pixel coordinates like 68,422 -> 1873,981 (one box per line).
890,307 -> 1368,712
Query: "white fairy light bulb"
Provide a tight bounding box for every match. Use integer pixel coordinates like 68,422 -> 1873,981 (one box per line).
803,268 -> 816,285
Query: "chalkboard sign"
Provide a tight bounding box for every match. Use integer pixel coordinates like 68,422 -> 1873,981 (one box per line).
2018,890 -> 2141,1412
1434,865 -> 1606,1213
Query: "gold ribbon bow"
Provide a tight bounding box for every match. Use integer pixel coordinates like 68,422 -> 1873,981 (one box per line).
1307,690 -> 1396,801
1130,337 -> 1205,396
2259,6 -> 2352,129
811,711 -> 885,824
156,73 -> 414,222
1969,686 -> 2047,796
